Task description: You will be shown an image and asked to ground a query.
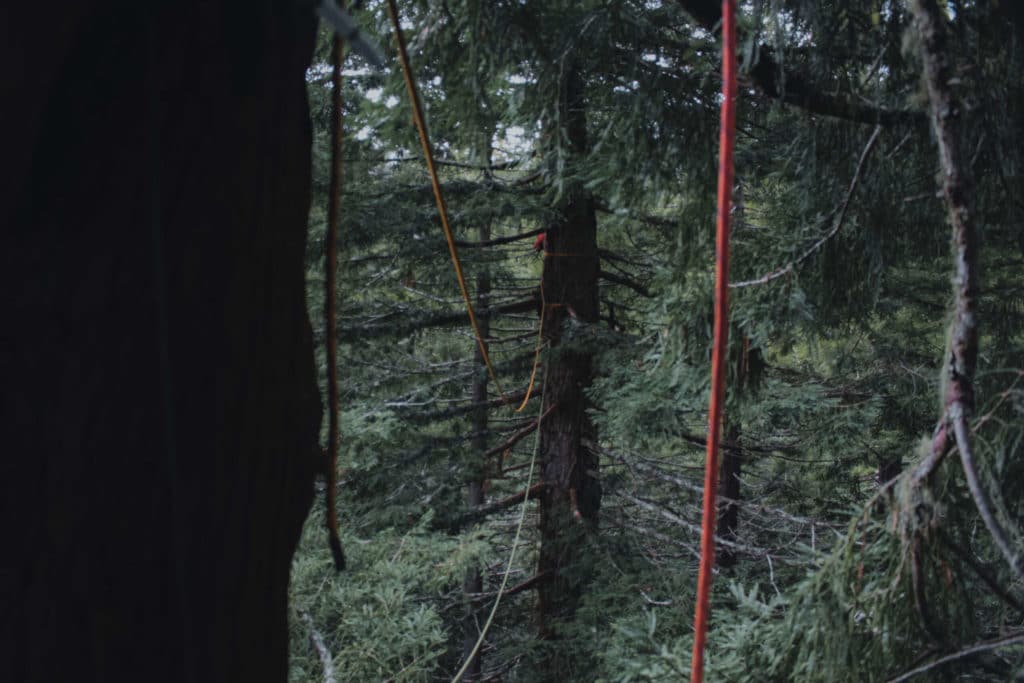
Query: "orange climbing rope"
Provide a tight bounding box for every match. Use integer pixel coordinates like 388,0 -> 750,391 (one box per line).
691,1 -> 736,681
386,0 -> 511,405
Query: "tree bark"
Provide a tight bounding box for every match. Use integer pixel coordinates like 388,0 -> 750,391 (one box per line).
535,64 -> 602,680
462,221 -> 491,682
3,4 -> 319,681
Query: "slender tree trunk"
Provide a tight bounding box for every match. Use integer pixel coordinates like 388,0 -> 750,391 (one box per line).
535,65 -> 601,680
462,220 -> 491,682
717,423 -> 741,569
717,192 -> 747,569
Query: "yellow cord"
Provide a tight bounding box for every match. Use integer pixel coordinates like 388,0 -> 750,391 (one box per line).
451,362 -> 548,682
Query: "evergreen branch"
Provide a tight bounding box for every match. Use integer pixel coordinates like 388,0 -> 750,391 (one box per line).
391,389 -> 543,424
344,296 -> 539,339
485,402 -> 559,459
386,155 -> 530,172
469,570 -> 553,600
951,414 -> 1024,583
886,632 -> 1024,683
594,442 -> 826,531
454,228 -> 545,249
598,248 -> 652,269
620,492 -> 776,559
453,483 -> 545,530
939,531 -> 1024,614
674,1 -> 922,126
594,202 -> 678,228
731,125 -> 882,289
598,269 -> 653,298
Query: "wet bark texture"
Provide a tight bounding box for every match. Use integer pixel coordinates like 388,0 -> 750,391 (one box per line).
2,4 -> 319,681
535,65 -> 601,678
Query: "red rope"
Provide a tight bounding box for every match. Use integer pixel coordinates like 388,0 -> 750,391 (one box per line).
691,1 -> 736,680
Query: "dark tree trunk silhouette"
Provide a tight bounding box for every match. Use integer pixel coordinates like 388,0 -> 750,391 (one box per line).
717,424 -> 742,569
535,64 -> 602,681
3,4 -> 320,681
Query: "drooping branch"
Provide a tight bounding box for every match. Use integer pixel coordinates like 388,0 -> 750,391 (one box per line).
674,0 -> 922,127
911,0 -> 1023,584
598,269 -> 653,298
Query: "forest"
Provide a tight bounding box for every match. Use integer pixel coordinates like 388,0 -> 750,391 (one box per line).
5,1 -> 1022,682
291,1 -> 1024,681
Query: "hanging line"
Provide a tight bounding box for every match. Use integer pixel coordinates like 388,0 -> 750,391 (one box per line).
386,0 -> 512,405
325,25 -> 347,572
691,1 -> 737,681
451,360 -> 550,682
514,281 -> 546,413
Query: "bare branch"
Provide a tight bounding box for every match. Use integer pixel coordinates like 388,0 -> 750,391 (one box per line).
732,125 -> 882,288
886,632 -> 1024,683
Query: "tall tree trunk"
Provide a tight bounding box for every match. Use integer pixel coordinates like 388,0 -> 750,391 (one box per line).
535,65 -> 601,680
717,192 -> 748,570
3,4 -> 319,681
462,221 -> 491,682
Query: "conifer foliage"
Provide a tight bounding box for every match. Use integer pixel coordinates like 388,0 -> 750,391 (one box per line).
291,2 -> 1024,681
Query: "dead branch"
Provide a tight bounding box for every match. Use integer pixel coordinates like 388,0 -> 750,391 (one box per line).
301,612 -> 337,683
886,632 -> 1024,683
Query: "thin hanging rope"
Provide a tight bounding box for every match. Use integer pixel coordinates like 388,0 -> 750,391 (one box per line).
325,28 -> 346,572
451,362 -> 549,683
514,282 -> 546,413
386,0 -> 510,404
691,1 -> 737,681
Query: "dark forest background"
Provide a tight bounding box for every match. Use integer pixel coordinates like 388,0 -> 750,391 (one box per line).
5,2 -> 1023,682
